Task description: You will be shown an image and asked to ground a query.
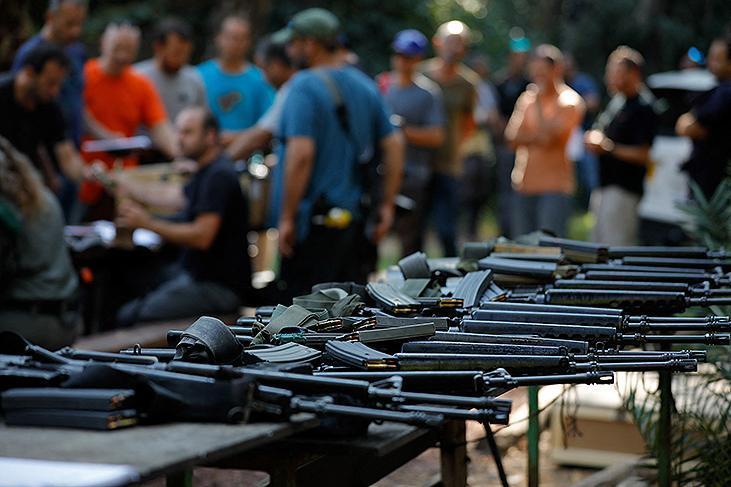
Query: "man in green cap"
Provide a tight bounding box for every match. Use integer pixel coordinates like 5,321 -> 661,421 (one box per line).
270,8 -> 404,300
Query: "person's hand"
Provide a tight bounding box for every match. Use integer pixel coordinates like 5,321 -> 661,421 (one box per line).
584,130 -> 610,154
171,158 -> 198,174
220,131 -> 237,147
278,217 -> 297,258
371,202 -> 395,244
116,200 -> 151,230
83,160 -> 109,183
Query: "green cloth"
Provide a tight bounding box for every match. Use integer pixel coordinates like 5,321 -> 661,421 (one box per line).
293,288 -> 363,318
251,304 -> 328,345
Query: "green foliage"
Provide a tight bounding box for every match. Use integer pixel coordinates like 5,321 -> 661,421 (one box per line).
619,362 -> 731,485
677,179 -> 731,250
17,0 -> 731,81
620,177 -> 731,485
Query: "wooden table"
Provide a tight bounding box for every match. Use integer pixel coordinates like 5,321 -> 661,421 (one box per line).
0,417 -> 469,487
0,414 -> 318,485
210,420 -> 468,487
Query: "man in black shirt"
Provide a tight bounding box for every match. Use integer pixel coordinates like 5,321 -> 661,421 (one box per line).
676,32 -> 731,199
585,46 -> 658,245
115,106 -> 251,325
0,43 -> 86,211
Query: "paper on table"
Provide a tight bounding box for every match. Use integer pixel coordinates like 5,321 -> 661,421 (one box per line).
92,221 -> 162,249
0,457 -> 140,487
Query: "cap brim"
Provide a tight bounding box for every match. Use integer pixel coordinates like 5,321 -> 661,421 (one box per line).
271,27 -> 294,44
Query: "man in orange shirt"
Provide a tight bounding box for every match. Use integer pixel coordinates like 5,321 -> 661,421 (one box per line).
505,44 -> 584,237
80,23 -> 177,216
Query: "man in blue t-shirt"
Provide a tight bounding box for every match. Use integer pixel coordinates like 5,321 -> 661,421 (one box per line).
197,15 -> 275,145
271,8 -> 404,300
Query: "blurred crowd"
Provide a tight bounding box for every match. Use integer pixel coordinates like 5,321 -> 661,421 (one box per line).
1,1 -> 731,348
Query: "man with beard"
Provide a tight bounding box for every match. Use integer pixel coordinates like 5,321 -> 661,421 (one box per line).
135,18 -> 207,121
13,0 -> 87,148
0,44 -> 87,204
114,106 -> 251,325
11,0 -> 88,220
272,8 -> 404,301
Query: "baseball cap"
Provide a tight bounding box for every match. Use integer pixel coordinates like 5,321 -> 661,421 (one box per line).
392,29 -> 429,57
272,8 -> 340,44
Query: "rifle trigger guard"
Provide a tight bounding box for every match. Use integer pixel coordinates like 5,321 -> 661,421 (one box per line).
369,376 -> 404,395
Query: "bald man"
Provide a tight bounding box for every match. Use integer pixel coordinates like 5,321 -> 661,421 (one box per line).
420,20 -> 479,256
115,106 -> 251,326
79,23 -> 178,217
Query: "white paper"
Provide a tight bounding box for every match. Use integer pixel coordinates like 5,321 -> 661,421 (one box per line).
0,457 -> 140,487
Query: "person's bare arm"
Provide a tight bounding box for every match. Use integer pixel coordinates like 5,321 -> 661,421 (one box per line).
676,112 -> 709,140
116,200 -> 220,250
402,126 -> 444,148
149,121 -> 179,159
585,130 -> 651,166
609,144 -> 651,166
504,95 -> 535,148
371,131 -> 405,243
278,136 -> 315,257
115,172 -> 186,212
226,126 -> 273,160
54,141 -> 86,182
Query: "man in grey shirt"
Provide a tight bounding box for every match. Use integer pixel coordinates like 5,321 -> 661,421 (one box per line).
135,18 -> 206,121
378,29 -> 445,256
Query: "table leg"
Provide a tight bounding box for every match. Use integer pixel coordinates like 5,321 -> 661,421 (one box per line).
439,420 -> 467,487
657,344 -> 674,487
527,385 -> 540,487
268,460 -> 297,487
166,469 -> 193,487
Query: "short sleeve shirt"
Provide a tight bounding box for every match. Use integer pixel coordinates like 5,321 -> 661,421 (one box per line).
257,80 -> 291,135
597,94 -> 658,196
83,59 -> 167,137
271,66 -> 393,240
383,73 -> 444,180
181,155 -> 251,295
421,60 -> 478,176
197,60 -> 275,131
684,81 -> 731,198
80,59 -> 169,204
0,76 -> 66,173
510,86 -> 585,195
134,59 -> 206,121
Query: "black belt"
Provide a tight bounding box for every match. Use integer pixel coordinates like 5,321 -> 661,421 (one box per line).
3,299 -> 71,316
